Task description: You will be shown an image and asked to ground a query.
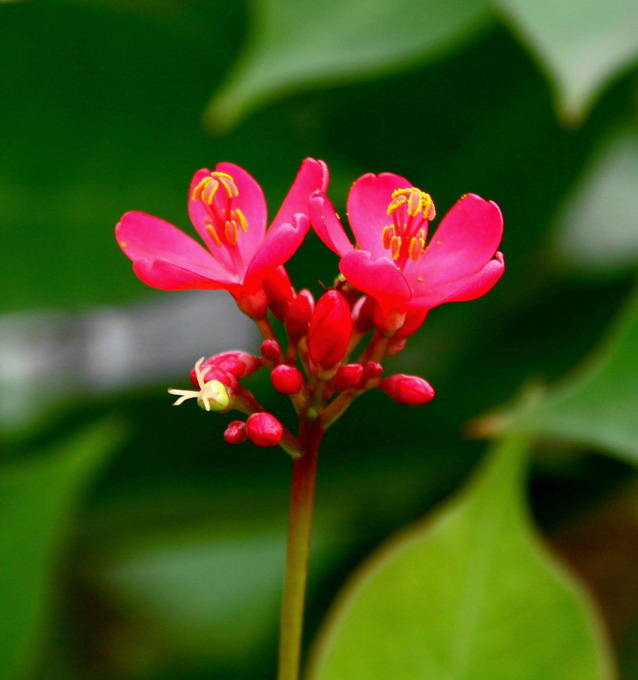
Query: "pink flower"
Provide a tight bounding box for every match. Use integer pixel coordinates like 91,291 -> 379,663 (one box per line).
116,158 -> 328,301
310,172 -> 504,315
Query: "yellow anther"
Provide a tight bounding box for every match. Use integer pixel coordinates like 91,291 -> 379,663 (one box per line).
407,190 -> 422,217
386,194 -> 407,215
235,208 -> 249,232
408,235 -> 426,261
390,235 -> 402,260
204,217 -> 222,246
382,225 -> 395,249
214,173 -> 239,198
422,193 -> 436,220
191,177 -> 212,202
225,220 -> 239,245
201,178 -> 220,204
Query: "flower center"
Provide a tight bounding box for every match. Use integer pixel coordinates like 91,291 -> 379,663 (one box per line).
191,172 -> 248,248
381,187 -> 436,264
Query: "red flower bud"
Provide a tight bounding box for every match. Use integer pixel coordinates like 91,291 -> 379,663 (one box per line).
235,289 -> 268,320
380,374 -> 435,406
198,351 -> 262,381
363,361 -> 383,379
270,365 -> 305,395
260,339 -> 282,362
191,363 -> 238,391
224,420 -> 247,444
386,338 -> 407,356
352,296 -> 376,333
331,363 -> 364,391
285,289 -> 315,341
308,290 -> 352,371
373,306 -> 407,336
263,266 -> 295,322
246,412 -> 283,447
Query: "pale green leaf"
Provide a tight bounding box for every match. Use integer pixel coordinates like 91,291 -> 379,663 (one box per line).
497,285 -> 638,463
0,420 -> 123,680
496,0 -> 638,121
553,121 -> 638,273
309,434 -> 614,680
206,0 -> 492,130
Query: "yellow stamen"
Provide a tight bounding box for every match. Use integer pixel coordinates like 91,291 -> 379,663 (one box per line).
408,235 -> 426,261
216,174 -> 239,198
382,225 -> 395,249
201,178 -> 220,204
390,235 -> 402,260
235,208 -> 249,232
191,177 -> 210,201
387,187 -> 436,220
225,220 -> 239,245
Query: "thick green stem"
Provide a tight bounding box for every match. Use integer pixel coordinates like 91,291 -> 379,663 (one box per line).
277,420 -> 323,680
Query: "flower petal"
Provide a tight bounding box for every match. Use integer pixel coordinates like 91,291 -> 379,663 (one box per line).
133,258 -> 239,292
244,213 -> 310,292
410,252 -> 505,309
339,250 -> 412,311
271,158 -> 329,232
216,161 -> 268,262
407,194 -> 503,288
309,192 -> 354,256
347,172 -> 413,258
116,211 -> 231,281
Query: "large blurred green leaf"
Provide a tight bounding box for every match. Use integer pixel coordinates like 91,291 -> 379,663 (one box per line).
496,0 -> 638,121
489,285 -> 638,463
309,434 -> 613,680
553,121 -> 638,274
0,420 -> 122,680
206,0 -> 492,130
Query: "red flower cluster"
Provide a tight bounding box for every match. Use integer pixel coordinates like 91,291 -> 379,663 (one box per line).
117,160 -> 504,452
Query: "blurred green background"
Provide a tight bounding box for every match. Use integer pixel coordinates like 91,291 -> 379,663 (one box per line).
1,0 -> 638,678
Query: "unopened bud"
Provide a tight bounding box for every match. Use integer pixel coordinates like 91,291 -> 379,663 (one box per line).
246,412 -> 284,447
285,289 -> 315,341
271,365 -> 305,395
263,266 -> 295,322
331,364 -> 364,391
236,289 -> 268,320
386,338 -> 407,356
260,339 -> 281,362
196,351 -> 261,384
373,306 -> 407,337
308,290 -> 352,372
380,374 -> 435,406
170,357 -> 234,412
352,296 -> 376,333
363,361 -> 383,379
224,420 -> 247,444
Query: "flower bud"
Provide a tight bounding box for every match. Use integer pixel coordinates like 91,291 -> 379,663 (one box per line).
196,351 -> 261,384
246,412 -> 284,447
380,374 -> 435,406
285,289 -> 315,341
308,290 -> 352,371
363,361 -> 383,379
260,339 -> 282,363
373,306 -> 407,337
263,266 -> 295,322
331,363 -> 364,391
352,296 -> 376,333
224,420 -> 247,444
271,365 -> 305,395
386,338 -> 407,356
235,289 -> 268,320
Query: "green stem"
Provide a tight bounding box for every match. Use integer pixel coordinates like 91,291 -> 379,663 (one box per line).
277,419 -> 323,680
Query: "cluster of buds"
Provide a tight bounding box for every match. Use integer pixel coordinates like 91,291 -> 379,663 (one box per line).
168,283 -> 435,456
120,158 -> 503,455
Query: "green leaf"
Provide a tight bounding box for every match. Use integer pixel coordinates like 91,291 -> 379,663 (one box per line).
553,121 -> 638,274
309,434 -> 614,680
0,420 -> 123,680
495,285 -> 638,463
206,0 -> 492,130
496,0 -> 638,121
